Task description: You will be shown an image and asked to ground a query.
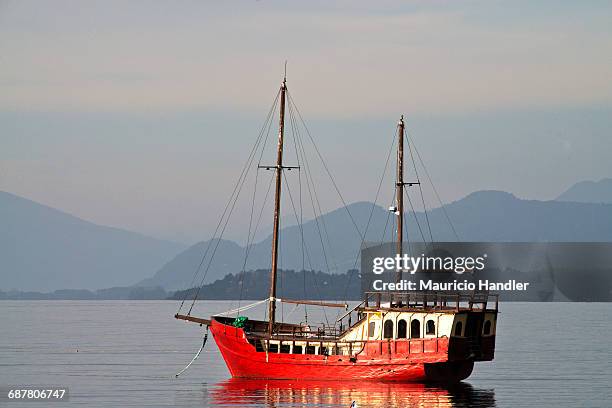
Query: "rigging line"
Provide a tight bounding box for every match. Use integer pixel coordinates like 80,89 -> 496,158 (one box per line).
282,168 -> 330,325
354,127 -> 397,268
286,97 -> 333,326
215,298 -> 271,317
404,188 -> 429,245
188,159 -> 255,314
340,125 -> 397,306
178,89 -> 278,311
178,90 -> 280,314
285,302 -> 301,321
237,170 -> 260,315
237,170 -> 276,311
238,170 -> 275,281
403,191 -> 413,259
405,128 -> 433,243
243,111 -> 277,254
264,254 -> 273,322
288,99 -> 339,274
179,141 -> 258,314
288,91 -> 364,240
378,188 -> 396,247
187,99 -> 279,314
407,131 -> 460,241
290,101 -> 340,275
256,99 -> 277,167
237,101 -> 279,312
288,102 -> 333,277
238,90 -> 278,269
299,157 -> 306,302
285,169 -> 327,320
287,98 -> 307,302
391,211 -> 396,245
263,238 -> 275,323
279,219 -> 283,323
308,273 -> 330,325
404,216 -> 413,259
295,142 -> 335,294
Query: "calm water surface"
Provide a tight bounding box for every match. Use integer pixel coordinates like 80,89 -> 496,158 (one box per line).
1,301 -> 611,407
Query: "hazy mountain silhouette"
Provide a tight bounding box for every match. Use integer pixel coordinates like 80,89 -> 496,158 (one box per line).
142,189 -> 612,290
138,202 -> 379,291
0,191 -> 186,291
4,179 -> 612,292
556,178 -> 612,203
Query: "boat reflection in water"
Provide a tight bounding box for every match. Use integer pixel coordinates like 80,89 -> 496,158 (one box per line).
208,379 -> 496,408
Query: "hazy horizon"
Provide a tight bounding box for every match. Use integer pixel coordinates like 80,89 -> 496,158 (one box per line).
1,1 -> 611,244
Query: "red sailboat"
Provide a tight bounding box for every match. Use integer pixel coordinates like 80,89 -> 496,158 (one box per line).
175,74 -> 498,383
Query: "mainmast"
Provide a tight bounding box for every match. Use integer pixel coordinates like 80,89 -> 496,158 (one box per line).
268,76 -> 287,335
396,115 -> 405,283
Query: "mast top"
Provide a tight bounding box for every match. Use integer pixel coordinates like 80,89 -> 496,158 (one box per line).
398,115 -> 404,126
283,61 -> 287,87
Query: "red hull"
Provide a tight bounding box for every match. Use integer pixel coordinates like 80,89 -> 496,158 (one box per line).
210,320 -> 474,382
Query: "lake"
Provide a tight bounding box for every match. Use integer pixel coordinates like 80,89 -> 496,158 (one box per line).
1,301 -> 610,407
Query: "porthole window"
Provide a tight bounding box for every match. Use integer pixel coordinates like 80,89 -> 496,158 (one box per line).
368,321 -> 376,338
383,320 -> 394,339
426,320 -> 436,335
483,320 -> 492,335
410,319 -> 421,339
454,321 -> 463,337
397,319 -> 407,339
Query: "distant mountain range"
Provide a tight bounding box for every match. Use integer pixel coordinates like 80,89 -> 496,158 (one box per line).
143,187 -> 612,291
0,286 -> 169,300
3,178 -> 612,293
0,191 -> 186,291
556,178 -> 612,203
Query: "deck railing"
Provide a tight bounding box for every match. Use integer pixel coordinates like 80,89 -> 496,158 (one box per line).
361,291 -> 498,312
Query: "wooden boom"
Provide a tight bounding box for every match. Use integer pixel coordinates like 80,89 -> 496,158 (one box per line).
280,299 -> 348,309
175,313 -> 211,326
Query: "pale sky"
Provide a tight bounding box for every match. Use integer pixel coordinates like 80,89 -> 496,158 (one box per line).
1,0 -> 611,244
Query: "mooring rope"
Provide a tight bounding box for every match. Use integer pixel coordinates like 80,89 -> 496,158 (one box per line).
175,326 -> 209,378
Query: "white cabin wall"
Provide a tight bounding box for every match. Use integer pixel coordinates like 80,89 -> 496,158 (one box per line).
341,311 -> 459,341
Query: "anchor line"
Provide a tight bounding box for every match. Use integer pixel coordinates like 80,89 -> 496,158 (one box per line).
175,326 -> 209,378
